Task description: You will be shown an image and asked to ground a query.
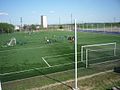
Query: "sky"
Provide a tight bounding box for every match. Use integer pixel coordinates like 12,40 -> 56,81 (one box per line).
0,0 -> 120,25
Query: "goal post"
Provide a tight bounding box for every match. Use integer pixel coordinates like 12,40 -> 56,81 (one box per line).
81,42 -> 117,68
85,49 -> 89,68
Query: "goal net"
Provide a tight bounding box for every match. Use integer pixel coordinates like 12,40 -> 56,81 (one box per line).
7,37 -> 16,46
81,42 -> 117,68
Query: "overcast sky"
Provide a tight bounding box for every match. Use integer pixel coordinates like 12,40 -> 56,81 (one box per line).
0,0 -> 120,25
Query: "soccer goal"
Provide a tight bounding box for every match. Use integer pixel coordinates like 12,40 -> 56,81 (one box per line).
7,37 -> 16,46
81,42 -> 117,68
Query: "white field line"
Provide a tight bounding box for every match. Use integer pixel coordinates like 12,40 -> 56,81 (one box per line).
0,46 -> 47,53
0,53 -> 120,76
1,58 -> 119,76
44,53 -> 74,58
0,57 -> 119,76
44,52 -> 80,59
49,60 -> 83,67
0,62 -> 74,76
0,60 -> 80,76
42,57 -> 51,67
0,46 -> 76,75
87,55 -> 119,62
0,52 -> 76,73
0,67 -> 46,76
3,67 -> 85,84
90,59 -> 120,66
2,59 -> 120,84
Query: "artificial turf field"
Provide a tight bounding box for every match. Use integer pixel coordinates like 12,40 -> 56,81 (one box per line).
0,30 -> 120,82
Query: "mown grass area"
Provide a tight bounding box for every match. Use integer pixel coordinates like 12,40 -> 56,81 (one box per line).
0,30 -> 120,82
39,71 -> 120,90
2,60 -> 120,90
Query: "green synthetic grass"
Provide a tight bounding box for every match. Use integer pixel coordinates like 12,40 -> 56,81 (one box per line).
0,31 -> 120,82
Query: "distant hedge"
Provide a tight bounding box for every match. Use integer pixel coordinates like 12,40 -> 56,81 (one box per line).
0,23 -> 14,33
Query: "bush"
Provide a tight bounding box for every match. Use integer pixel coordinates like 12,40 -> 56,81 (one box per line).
59,25 -> 63,29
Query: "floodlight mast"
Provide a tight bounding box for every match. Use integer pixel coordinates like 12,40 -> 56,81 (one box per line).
71,14 -> 72,30
73,19 -> 79,90
0,81 -> 2,90
20,17 -> 22,31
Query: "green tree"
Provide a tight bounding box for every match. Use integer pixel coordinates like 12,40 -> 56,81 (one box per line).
31,24 -> 36,30
59,25 -> 63,29
0,23 -> 14,33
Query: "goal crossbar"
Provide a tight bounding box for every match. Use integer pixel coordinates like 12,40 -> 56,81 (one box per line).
82,42 -> 116,48
88,48 -> 115,52
81,42 -> 117,62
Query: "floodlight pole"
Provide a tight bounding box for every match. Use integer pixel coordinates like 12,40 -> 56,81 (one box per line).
83,22 -> 84,30
20,17 -> 22,31
111,23 -> 112,32
104,23 -> 105,33
59,16 -> 61,25
73,19 -> 79,90
71,14 -> 72,25
0,81 -> 2,90
97,24 -> 98,31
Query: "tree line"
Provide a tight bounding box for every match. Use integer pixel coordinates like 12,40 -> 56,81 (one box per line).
0,23 -> 14,33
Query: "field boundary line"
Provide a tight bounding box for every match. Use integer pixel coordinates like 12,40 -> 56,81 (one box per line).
0,67 -> 47,76
44,53 -> 74,58
3,59 -> 120,84
1,59 -> 119,76
3,67 -> 85,84
0,46 -> 47,53
0,61 -> 75,76
42,57 -> 51,67
90,58 -> 120,66
49,61 -> 82,67
44,52 -> 80,58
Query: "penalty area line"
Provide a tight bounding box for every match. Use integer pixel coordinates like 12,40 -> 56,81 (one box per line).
42,57 -> 51,67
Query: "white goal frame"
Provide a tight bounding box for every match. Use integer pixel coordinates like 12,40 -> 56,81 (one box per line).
81,42 -> 117,68
7,37 -> 16,46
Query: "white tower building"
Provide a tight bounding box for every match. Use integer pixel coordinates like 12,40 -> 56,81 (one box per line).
41,16 -> 47,28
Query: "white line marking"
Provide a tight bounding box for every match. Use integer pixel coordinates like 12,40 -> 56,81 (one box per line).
0,46 -> 47,53
42,57 -> 51,67
0,67 -> 45,76
90,59 -> 120,66
44,52 -> 80,58
0,58 -> 119,76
